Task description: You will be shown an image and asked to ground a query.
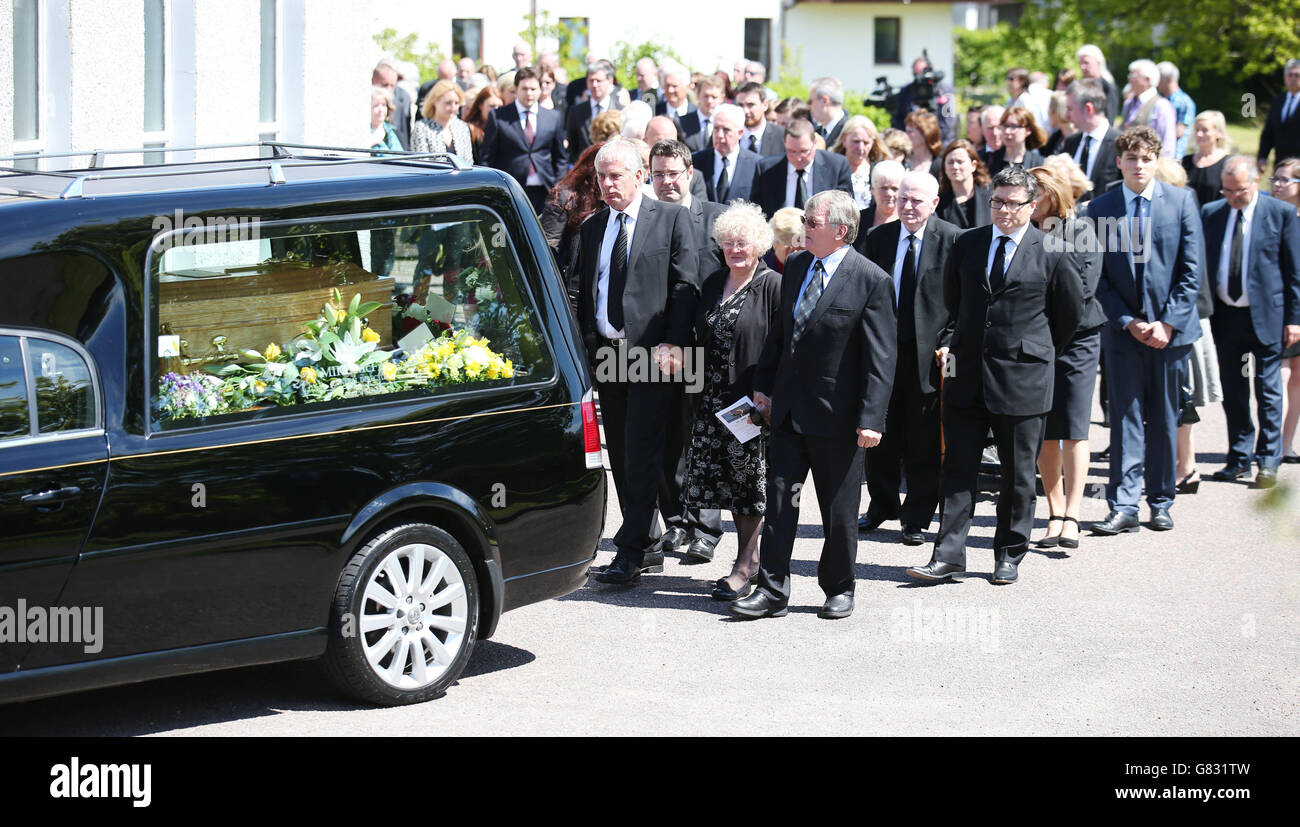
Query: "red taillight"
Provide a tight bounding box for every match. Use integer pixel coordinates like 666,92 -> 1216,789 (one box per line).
582,391 -> 603,468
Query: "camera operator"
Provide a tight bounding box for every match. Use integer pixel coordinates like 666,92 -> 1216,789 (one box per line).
892,55 -> 957,147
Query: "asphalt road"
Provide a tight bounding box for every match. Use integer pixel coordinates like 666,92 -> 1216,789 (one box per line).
1,394 -> 1296,736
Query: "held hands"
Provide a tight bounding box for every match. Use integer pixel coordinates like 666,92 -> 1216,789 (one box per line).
934,346 -> 949,369
751,391 -> 772,425
655,343 -> 684,374
1127,320 -> 1174,349
856,428 -> 882,449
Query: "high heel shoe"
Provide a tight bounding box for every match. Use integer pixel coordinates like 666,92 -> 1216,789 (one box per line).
1058,517 -> 1080,549
1176,471 -> 1200,494
1035,516 -> 1064,548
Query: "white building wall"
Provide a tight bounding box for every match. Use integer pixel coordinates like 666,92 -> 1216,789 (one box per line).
67,0 -> 145,155
300,0 -> 372,148
0,5 -> 12,150
192,0 -> 260,149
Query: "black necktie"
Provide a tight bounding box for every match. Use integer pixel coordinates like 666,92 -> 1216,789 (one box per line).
1228,210 -> 1244,302
794,168 -> 807,209
748,134 -> 758,154
716,156 -> 730,202
1131,195 -> 1149,314
1078,135 -> 1091,174
608,213 -> 629,331
989,236 -> 1009,293
899,234 -> 918,342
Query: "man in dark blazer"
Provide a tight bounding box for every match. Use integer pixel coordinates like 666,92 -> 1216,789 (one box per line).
691,104 -> 760,204
731,190 -> 898,620
1087,127 -> 1203,535
647,116 -> 709,203
565,60 -> 623,165
642,139 -> 726,562
908,166 -> 1083,586
809,76 -> 849,148
373,60 -> 412,150
856,171 -> 961,544
735,82 -> 785,157
1258,60 -> 1300,173
481,68 -> 567,214
750,119 -> 854,218
1063,79 -> 1121,202
1202,157 -> 1300,487
576,139 -> 700,585
655,66 -> 700,144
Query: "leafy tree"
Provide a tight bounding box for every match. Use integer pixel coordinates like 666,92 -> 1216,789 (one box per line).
519,11 -> 586,82
609,38 -> 687,88
373,28 -> 445,83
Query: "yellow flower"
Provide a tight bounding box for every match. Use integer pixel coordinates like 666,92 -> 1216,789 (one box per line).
361,327 -> 380,344
380,362 -> 397,382
264,342 -> 281,361
300,366 -> 318,385
254,379 -> 268,393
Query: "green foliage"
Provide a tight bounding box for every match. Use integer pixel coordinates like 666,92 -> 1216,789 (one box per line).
609,39 -> 687,89
519,11 -> 586,83
768,42 -> 892,134
373,28 -> 445,82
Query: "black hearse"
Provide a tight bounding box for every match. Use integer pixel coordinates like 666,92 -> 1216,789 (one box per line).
0,144 -> 605,705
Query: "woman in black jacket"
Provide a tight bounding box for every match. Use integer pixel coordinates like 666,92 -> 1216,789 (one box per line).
937,139 -> 992,229
684,202 -> 782,601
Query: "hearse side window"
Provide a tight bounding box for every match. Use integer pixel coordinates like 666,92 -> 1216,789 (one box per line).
150,209 -> 554,427
0,333 -> 99,442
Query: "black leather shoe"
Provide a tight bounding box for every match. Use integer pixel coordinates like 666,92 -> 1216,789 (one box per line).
593,553 -> 642,585
1148,506 -> 1173,531
729,590 -> 788,619
682,538 -> 715,563
656,527 -> 689,552
819,592 -> 854,619
900,526 -> 925,545
857,513 -> 894,532
1091,511 -> 1140,535
991,559 -> 1019,585
711,578 -> 753,601
906,559 -> 966,583
1211,463 -> 1251,482
1254,468 -> 1279,489
589,547 -> 664,575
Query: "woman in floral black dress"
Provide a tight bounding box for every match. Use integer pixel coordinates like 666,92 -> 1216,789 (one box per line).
684,202 -> 783,600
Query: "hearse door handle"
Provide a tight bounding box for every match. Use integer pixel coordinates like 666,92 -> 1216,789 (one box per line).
21,486 -> 83,506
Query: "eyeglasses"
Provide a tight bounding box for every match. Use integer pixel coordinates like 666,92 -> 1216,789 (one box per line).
1220,186 -> 1254,197
1272,176 -> 1300,186
650,168 -> 689,181
998,123 -> 1027,131
989,197 -> 1033,210
801,216 -> 841,230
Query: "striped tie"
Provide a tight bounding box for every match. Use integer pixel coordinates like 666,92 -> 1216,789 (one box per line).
793,260 -> 827,343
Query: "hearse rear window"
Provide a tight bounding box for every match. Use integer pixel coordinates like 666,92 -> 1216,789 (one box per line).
149,209 -> 554,427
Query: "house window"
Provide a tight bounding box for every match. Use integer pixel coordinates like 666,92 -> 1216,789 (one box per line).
259,0 -> 279,147
744,19 -> 770,65
559,18 -> 588,61
143,0 -> 169,164
451,19 -> 482,63
993,3 -> 1025,26
13,0 -> 40,144
874,17 -> 901,65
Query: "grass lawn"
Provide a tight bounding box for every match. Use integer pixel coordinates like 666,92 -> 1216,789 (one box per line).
1225,122 -> 1261,159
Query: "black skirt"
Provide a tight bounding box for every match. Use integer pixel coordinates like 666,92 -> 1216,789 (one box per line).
1044,327 -> 1102,441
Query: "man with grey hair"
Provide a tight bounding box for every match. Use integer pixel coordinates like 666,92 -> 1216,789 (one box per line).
437,59 -> 456,82
1157,61 -> 1196,159
1122,59 -> 1177,157
1063,78 -> 1121,200
566,59 -> 623,163
908,165 -> 1083,585
578,139 -> 700,585
1258,59 -> 1300,172
809,76 -> 848,147
1077,44 -> 1120,122
457,57 -> 476,89
979,104 -> 1006,164
511,41 -> 533,71
1201,155 -> 1300,488
856,170 -> 960,544
632,57 -> 660,110
731,189 -> 897,620
692,103 -> 759,203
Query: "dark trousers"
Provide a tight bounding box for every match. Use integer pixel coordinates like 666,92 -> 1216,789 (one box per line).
933,397 -> 1045,564
757,421 -> 864,601
598,377 -> 671,558
865,343 -> 941,528
1212,303 -> 1283,469
525,185 -> 548,215
659,385 -> 723,546
1103,342 -> 1188,513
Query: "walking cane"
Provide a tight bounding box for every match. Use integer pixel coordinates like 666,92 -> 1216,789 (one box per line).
936,348 -> 946,463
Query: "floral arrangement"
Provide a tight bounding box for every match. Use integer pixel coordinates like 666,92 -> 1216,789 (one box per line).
157,288 -> 514,421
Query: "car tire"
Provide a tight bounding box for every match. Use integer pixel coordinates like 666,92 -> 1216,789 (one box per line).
325,522 -> 479,705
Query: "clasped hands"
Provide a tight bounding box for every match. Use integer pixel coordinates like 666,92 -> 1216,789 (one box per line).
750,390 -> 881,448
1126,319 -> 1174,349
654,343 -> 684,374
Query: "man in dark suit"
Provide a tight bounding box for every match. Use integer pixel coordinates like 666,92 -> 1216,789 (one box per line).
735,82 -> 785,157
566,60 -> 623,164
731,190 -> 898,620
631,57 -> 660,111
1258,60 -> 1300,173
1088,127 -> 1203,535
1063,79 -> 1121,202
644,139 -> 725,562
691,104 -> 760,204
1202,157 -> 1300,487
908,166 -> 1083,585
809,76 -> 849,148
676,75 -> 725,154
576,139 -> 700,584
647,115 -> 708,202
750,119 -> 854,218
482,68 -> 567,214
655,66 -> 699,144
373,60 -> 412,150
856,171 -> 961,544
893,57 -> 959,147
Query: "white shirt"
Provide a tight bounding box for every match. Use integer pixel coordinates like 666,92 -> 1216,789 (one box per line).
892,222 -> 927,301
713,147 -> 741,194
986,221 -> 1031,281
794,244 -> 851,318
590,94 -> 612,116
1217,194 -> 1257,307
742,122 -> 768,154
516,102 -> 541,186
1073,122 -> 1110,180
670,102 -> 690,119
785,158 -> 815,208
595,194 -> 644,338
